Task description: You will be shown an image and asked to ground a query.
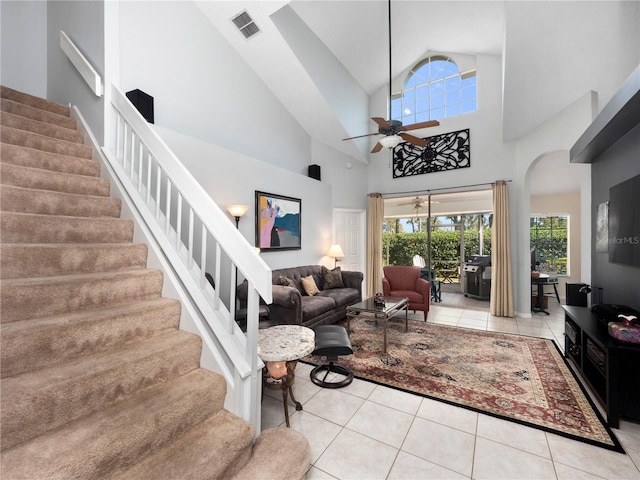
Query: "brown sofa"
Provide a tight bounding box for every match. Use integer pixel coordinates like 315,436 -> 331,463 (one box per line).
237,265 -> 363,329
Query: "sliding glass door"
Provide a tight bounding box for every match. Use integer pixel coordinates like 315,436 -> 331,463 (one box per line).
383,190 -> 493,292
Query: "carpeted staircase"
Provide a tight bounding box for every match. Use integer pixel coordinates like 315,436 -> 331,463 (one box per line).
0,86 -> 310,479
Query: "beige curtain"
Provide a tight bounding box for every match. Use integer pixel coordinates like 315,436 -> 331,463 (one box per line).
366,193 -> 384,297
490,180 -> 514,317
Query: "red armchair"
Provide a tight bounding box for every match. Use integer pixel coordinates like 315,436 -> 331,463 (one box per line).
382,266 -> 430,320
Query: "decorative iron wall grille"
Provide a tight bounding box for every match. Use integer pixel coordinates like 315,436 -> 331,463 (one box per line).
392,128 -> 470,178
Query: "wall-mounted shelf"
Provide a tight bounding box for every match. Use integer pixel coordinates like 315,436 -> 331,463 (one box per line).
570,66 -> 640,164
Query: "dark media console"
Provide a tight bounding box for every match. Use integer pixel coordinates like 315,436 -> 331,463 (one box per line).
563,306 -> 640,428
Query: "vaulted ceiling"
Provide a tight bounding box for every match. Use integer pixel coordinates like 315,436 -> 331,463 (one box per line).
196,0 -> 506,162
195,1 -> 638,200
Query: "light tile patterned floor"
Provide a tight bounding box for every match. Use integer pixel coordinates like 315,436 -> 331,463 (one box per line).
261,294 -> 640,479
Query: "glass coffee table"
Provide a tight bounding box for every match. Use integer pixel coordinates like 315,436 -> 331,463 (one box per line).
346,296 -> 409,355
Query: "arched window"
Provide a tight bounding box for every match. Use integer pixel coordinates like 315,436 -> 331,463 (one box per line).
391,55 -> 476,124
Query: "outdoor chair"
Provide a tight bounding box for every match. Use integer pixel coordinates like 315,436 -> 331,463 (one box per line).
413,256 -> 442,303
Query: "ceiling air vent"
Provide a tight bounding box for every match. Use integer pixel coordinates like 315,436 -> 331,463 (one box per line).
231,10 -> 261,40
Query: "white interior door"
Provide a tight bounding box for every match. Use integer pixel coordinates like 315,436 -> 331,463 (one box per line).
334,209 -> 366,284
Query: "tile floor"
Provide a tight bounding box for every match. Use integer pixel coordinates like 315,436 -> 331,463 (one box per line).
261,293 -> 640,479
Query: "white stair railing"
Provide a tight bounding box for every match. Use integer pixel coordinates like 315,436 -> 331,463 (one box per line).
101,84 -> 272,429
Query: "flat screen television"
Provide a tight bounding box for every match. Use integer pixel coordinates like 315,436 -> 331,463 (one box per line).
608,173 -> 640,268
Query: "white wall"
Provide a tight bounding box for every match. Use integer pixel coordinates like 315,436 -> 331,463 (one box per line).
155,126 -> 337,271
119,1 -> 370,271
47,1 -> 105,141
503,1 -> 640,142
515,92 -> 596,315
309,139 -> 369,211
1,0 -> 48,97
119,0 -> 309,173
271,5 -> 371,161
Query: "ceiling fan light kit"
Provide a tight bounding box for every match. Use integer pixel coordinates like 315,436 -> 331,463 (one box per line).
342,0 -> 440,153
379,134 -> 403,149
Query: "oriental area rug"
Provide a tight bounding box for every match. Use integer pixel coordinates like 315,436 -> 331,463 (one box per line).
304,318 -> 623,452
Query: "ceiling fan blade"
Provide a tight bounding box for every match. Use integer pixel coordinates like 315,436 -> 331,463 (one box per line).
342,132 -> 380,141
402,120 -> 440,131
399,132 -> 428,147
371,117 -> 392,129
398,196 -> 426,206
371,142 -> 384,153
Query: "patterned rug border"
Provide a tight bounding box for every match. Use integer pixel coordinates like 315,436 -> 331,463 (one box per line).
302,320 -> 624,453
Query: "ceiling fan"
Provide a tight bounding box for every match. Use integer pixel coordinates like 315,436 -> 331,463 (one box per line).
399,196 -> 428,211
342,0 -> 440,153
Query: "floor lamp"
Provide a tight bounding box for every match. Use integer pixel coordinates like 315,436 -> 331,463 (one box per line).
225,205 -> 249,318
226,204 -> 249,228
327,244 -> 345,268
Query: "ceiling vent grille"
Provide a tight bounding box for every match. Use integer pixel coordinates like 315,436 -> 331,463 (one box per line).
231,10 -> 261,40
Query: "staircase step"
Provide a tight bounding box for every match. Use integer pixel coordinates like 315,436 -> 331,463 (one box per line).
1,85 -> 70,117
1,126 -> 92,159
1,297 -> 181,377
0,269 -> 164,323
1,184 -> 121,217
1,98 -> 77,130
0,243 -> 148,279
0,369 -> 226,479
2,330 -> 202,450
2,110 -> 84,144
0,161 -> 109,196
113,409 -> 254,480
1,212 -> 134,244
231,427 -> 312,480
1,143 -> 101,176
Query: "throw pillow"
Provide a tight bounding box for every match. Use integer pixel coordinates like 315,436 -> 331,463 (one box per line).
301,275 -> 320,296
276,275 -> 295,288
323,266 -> 344,289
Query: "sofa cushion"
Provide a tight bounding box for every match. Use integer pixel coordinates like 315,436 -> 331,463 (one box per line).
301,275 -> 320,296
317,288 -> 360,308
322,266 -> 344,289
276,275 -> 295,288
271,265 -> 325,294
301,295 -> 336,321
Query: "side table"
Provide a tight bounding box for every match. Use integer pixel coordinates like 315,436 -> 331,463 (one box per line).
257,325 -> 315,427
531,273 -> 550,315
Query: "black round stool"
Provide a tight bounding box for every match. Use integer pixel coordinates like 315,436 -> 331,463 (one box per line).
310,325 -> 353,388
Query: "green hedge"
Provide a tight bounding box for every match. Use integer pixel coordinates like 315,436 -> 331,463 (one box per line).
382,230 -> 492,268
383,229 -> 567,275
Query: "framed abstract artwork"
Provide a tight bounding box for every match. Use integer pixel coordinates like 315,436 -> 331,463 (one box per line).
255,191 -> 301,251
596,201 -> 608,253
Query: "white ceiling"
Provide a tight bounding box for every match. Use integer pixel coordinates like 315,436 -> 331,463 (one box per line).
384,189 -> 493,218
195,0 -> 635,209
289,1 -> 505,95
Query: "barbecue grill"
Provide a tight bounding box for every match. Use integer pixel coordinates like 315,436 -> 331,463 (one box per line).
463,255 -> 491,300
